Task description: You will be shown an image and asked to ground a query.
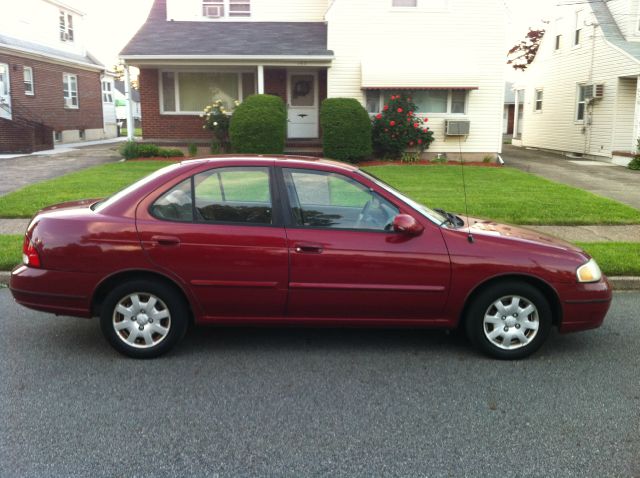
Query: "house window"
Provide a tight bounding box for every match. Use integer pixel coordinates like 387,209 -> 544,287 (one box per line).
574,10 -> 585,46
534,89 -> 543,112
576,85 -> 588,121
202,0 -> 250,18
366,89 -> 468,115
63,73 -> 78,109
555,35 -> 561,50
59,10 -> 74,41
102,81 -> 113,103
54,131 -> 62,142
160,71 -> 256,113
23,67 -> 34,95
392,0 -> 417,6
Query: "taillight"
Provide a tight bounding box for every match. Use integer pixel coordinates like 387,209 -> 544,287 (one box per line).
22,235 -> 41,268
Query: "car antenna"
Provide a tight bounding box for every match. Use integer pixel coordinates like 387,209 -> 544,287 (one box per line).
457,134 -> 474,244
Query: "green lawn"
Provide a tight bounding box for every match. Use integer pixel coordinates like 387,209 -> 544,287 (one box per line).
0,235 -> 637,275
364,166 -> 640,225
0,162 -> 639,225
0,161 -> 173,218
575,242 -> 640,276
120,128 -> 143,137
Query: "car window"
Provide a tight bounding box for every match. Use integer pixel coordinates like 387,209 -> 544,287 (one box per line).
194,167 -> 273,225
150,178 -> 193,222
283,168 -> 399,231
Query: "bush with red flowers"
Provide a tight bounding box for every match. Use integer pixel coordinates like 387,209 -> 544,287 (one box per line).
371,93 -> 435,159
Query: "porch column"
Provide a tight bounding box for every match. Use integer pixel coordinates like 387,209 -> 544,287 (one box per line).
632,75 -> 640,152
257,65 -> 265,94
124,65 -> 135,141
513,89 -> 520,140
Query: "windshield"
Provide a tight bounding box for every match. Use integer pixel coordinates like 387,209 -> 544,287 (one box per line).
358,170 -> 448,225
92,163 -> 184,212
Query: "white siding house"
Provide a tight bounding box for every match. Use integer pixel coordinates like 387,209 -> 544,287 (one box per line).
120,0 -> 506,158
518,0 -> 640,165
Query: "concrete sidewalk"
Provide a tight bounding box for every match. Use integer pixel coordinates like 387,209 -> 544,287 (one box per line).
501,145 -> 640,210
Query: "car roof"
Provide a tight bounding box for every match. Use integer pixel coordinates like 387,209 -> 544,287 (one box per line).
179,155 -> 360,174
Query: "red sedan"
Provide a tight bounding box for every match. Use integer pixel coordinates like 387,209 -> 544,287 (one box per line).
10,156 -> 612,359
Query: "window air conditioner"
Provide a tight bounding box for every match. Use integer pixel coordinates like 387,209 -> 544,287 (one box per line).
445,120 -> 470,136
204,5 -> 223,18
584,84 -> 604,100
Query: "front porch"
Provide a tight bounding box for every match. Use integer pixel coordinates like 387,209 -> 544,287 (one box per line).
132,64 -> 328,144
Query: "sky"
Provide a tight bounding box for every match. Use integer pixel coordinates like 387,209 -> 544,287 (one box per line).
74,0 -> 557,71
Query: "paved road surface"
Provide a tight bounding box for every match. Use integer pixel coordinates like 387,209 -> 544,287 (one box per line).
1,289 -> 639,477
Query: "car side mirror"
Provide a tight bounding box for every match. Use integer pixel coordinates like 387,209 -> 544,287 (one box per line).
392,214 -> 424,236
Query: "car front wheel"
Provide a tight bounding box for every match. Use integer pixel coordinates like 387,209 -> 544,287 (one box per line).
99,280 -> 188,358
465,282 -> 552,360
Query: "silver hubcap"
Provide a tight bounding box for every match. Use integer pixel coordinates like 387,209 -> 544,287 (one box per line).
112,292 -> 171,349
483,295 -> 539,350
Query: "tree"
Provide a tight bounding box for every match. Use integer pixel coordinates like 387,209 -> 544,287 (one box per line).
507,28 -> 545,71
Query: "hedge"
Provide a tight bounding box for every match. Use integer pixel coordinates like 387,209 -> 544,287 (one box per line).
229,94 -> 287,154
320,98 -> 372,162
119,141 -> 184,160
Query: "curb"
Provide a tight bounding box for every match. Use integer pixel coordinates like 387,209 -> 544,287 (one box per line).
0,271 -> 639,290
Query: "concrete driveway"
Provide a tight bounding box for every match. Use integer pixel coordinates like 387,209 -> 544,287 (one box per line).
0,143 -> 122,196
501,145 -> 640,210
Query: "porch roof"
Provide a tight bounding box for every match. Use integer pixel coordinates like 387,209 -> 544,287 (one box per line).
120,1 -> 332,60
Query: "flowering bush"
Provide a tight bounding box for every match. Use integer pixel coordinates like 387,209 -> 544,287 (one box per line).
201,99 -> 239,151
629,139 -> 640,171
371,93 -> 435,159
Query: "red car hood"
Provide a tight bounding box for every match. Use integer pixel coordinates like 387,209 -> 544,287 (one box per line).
464,217 -> 585,253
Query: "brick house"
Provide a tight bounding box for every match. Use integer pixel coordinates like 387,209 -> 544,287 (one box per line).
0,0 -> 115,154
121,0 -> 506,158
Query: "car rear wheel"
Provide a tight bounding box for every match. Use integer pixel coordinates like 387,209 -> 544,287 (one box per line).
464,282 -> 552,360
99,280 -> 188,358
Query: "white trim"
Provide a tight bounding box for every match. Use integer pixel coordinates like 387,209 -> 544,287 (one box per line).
121,54 -> 334,62
0,62 -> 12,121
534,88 -> 543,113
0,44 -> 103,71
257,65 -> 264,94
43,0 -> 84,16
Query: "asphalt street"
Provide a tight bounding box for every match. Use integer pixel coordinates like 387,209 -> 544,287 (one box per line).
1,289 -> 639,477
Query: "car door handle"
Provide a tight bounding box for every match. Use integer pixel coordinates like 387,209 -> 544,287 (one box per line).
151,235 -> 180,246
294,242 -> 323,254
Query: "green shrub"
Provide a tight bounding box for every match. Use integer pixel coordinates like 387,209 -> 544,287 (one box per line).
118,141 -> 183,159
372,93 -> 435,159
188,143 -> 198,156
629,139 -> 640,171
320,98 -> 372,162
229,94 -> 286,154
157,148 -> 184,158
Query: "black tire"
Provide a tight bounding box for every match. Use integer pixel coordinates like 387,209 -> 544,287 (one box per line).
99,280 -> 189,359
464,281 -> 552,360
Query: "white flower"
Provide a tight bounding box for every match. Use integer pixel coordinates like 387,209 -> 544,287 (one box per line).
213,121 -> 218,126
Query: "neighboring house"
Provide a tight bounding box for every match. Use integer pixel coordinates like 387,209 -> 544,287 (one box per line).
113,80 -> 141,127
0,0 -> 115,154
503,82 -> 523,138
120,0 -> 506,158
518,0 -> 640,165
101,72 -> 118,138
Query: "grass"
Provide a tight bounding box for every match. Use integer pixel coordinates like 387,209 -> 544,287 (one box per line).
0,162 -> 638,224
0,235 -> 637,275
0,235 -> 22,271
0,161 -> 173,218
363,165 -> 640,225
575,242 -> 640,276
120,128 -> 142,137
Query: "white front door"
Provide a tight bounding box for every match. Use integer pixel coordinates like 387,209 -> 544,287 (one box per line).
0,63 -> 11,120
287,71 -> 318,139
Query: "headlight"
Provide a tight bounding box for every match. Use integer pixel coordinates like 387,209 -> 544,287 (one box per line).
576,258 -> 602,283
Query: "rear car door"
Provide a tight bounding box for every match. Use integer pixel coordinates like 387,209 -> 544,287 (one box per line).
136,164 -> 288,320
279,166 -> 451,321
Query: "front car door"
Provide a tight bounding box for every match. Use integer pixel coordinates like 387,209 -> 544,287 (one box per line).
136,163 -> 288,321
279,166 -> 451,322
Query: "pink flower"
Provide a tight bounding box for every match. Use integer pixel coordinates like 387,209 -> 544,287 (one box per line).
389,120 -> 396,126
397,108 -> 403,113
376,113 -> 382,120
413,123 -> 419,128
418,139 -> 423,144
383,105 -> 389,111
